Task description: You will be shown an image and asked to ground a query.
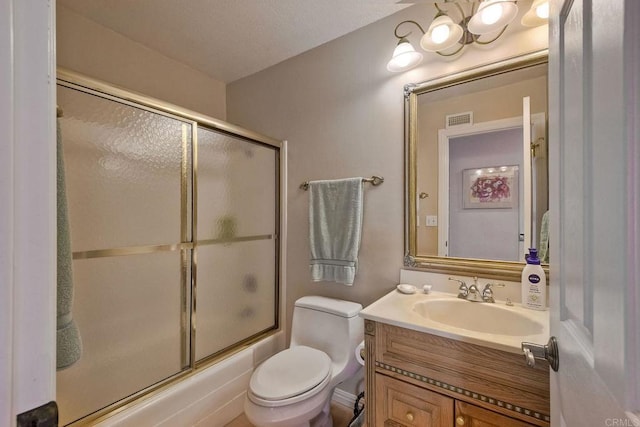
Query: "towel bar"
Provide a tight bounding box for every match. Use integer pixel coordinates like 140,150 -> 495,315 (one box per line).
300,175 -> 384,191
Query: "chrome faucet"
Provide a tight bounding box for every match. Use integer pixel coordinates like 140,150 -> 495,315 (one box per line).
482,282 -> 506,303
449,277 -> 504,303
448,277 -> 483,302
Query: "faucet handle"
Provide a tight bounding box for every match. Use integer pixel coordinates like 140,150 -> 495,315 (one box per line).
448,277 -> 469,298
482,283 -> 505,303
448,277 -> 467,289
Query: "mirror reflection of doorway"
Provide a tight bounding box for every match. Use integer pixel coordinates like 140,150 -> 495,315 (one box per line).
448,127 -> 523,261
437,113 -> 547,262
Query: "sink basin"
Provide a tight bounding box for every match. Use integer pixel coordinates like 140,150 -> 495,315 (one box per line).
412,299 -> 544,336
359,289 -> 550,354
360,289 -> 549,355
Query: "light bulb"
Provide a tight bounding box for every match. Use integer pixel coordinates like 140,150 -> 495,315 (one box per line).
430,23 -> 450,45
421,15 -> 463,51
536,2 -> 549,18
481,2 -> 504,25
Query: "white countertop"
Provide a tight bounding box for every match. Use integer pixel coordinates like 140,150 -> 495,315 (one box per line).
359,289 -> 550,354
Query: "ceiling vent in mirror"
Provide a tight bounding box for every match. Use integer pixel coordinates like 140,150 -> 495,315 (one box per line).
446,111 -> 473,128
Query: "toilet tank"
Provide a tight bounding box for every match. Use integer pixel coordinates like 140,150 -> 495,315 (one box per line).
290,296 -> 363,384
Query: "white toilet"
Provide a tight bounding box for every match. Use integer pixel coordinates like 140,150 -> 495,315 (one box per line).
244,296 -> 364,427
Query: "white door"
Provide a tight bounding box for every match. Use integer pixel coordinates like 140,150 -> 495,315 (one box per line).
0,0 -> 57,425
549,0 -> 639,425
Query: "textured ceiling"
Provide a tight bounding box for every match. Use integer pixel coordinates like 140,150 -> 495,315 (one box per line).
58,0 -> 412,83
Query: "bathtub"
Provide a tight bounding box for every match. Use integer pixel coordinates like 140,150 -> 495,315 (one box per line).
95,332 -> 285,427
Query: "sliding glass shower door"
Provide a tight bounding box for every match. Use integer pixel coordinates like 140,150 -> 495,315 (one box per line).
56,73 -> 280,426
195,127 -> 278,362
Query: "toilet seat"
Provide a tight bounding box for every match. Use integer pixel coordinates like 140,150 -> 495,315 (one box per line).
249,346 -> 332,408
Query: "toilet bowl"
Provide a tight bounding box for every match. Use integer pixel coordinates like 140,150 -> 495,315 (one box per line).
244,296 -> 363,427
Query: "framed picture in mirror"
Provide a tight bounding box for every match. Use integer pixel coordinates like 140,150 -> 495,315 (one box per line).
463,165 -> 519,209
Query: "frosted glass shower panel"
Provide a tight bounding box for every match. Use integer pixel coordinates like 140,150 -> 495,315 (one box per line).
56,74 -> 281,423
195,240 -> 277,361
56,251 -> 184,425
197,127 -> 277,240
57,86 -> 192,252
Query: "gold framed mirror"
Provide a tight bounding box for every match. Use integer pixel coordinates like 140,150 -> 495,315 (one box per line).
404,50 -> 549,281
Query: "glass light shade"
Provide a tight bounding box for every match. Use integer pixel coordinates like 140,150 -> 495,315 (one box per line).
521,0 -> 549,27
481,2 -> 503,25
386,39 -> 423,72
420,15 -> 464,52
536,1 -> 550,18
468,0 -> 518,35
431,24 -> 450,44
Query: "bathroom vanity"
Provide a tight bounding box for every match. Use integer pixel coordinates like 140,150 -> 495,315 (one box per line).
360,290 -> 550,427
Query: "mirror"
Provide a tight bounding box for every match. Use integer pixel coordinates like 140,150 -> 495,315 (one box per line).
404,50 -> 549,281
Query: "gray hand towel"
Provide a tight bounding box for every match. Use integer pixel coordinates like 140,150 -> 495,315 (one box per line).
57,119 -> 82,370
538,210 -> 550,263
308,178 -> 364,285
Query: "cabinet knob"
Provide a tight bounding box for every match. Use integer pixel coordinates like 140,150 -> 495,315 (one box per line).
406,412 -> 414,422
456,416 -> 465,426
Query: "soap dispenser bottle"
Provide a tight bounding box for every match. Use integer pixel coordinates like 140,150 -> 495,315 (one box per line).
522,248 -> 546,310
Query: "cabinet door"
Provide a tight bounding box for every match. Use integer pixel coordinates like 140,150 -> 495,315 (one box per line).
454,401 -> 534,427
375,374 -> 453,427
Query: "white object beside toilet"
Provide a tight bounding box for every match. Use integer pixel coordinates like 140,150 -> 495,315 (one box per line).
244,296 -> 364,427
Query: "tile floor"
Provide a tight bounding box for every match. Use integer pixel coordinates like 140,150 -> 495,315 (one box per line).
225,402 -> 355,427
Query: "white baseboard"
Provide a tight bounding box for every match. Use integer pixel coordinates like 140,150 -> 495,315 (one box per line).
332,388 -> 356,409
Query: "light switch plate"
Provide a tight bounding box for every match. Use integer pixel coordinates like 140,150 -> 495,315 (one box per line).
426,215 -> 438,227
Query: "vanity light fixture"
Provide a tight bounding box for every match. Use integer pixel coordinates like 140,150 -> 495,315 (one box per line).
387,33 -> 424,72
467,0 -> 519,34
521,0 -> 550,26
387,0 -> 547,72
420,14 -> 464,52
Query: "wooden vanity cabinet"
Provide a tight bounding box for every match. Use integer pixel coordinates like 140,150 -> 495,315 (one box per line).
364,320 -> 550,427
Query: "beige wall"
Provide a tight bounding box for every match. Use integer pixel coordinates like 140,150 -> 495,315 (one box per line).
57,5 -> 226,120
226,4 -> 548,339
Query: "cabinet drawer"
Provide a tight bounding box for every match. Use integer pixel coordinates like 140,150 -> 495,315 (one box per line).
455,400 -> 536,427
375,374 -> 454,427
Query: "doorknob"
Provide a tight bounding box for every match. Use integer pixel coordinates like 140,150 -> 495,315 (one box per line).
521,336 -> 559,372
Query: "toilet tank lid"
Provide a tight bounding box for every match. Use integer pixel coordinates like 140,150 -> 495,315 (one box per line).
295,296 -> 362,318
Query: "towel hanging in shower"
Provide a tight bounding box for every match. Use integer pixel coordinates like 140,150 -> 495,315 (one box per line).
57,118 -> 82,370
308,178 -> 364,286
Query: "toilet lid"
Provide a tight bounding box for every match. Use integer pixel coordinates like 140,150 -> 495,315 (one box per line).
250,346 -> 331,401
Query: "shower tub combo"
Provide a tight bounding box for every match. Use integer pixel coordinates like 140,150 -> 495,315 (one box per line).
56,70 -> 286,426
